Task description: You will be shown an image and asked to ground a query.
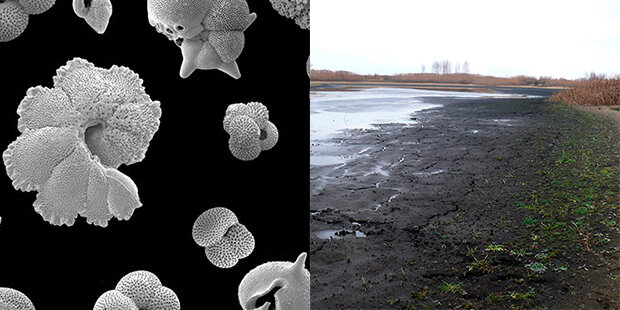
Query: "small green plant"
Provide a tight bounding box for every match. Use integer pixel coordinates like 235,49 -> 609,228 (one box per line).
525,262 -> 547,273
573,207 -> 588,215
553,266 -> 568,272
535,252 -> 548,260
411,286 -> 429,300
611,107 -> 620,111
604,220 -> 617,227
556,149 -> 575,164
510,248 -> 528,258
385,298 -> 399,306
465,246 -> 477,257
485,244 -> 505,252
439,281 -> 465,295
523,217 -> 537,225
467,254 -> 494,273
486,292 -> 502,304
553,221 -> 567,228
361,275 -> 372,291
508,288 -> 536,300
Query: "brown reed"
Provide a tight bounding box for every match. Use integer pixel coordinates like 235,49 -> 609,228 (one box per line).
550,78 -> 620,106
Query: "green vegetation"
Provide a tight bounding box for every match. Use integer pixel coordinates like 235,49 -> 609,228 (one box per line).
411,286 -> 429,300
466,253 -> 494,274
439,281 -> 465,295
485,244 -> 506,252
525,262 -> 547,273
516,105 -> 618,258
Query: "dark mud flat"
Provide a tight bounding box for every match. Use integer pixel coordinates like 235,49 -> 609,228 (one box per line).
310,88 -> 619,309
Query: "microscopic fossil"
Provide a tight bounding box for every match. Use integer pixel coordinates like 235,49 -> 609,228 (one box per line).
147,0 -> 257,79
0,287 -> 36,310
2,58 -> 161,227
238,252 -> 310,310
0,0 -> 56,42
223,102 -> 279,161
72,0 -> 112,34
269,0 -> 309,30
94,271 -> 180,310
192,207 -> 255,268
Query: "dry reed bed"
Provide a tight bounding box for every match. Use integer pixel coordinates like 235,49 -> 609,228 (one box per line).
310,70 -> 580,87
550,78 -> 620,106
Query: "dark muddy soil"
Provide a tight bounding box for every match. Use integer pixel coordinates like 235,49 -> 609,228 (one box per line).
310,87 -> 619,309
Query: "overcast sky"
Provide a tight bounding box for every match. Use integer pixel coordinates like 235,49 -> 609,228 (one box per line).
310,0 -> 620,79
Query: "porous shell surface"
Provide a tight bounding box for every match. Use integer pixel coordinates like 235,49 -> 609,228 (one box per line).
238,253 -> 310,310
0,287 -> 36,310
147,0 -> 256,78
223,102 -> 278,161
3,58 -> 161,227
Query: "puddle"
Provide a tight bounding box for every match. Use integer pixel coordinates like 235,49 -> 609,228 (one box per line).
371,193 -> 401,211
411,169 -> 445,176
358,147 -> 372,154
315,229 -> 367,240
388,194 -> 400,203
310,155 -> 346,166
363,165 -> 390,177
492,119 -> 515,126
373,203 -> 382,211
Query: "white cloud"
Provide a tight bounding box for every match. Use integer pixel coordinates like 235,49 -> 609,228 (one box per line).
310,0 -> 620,79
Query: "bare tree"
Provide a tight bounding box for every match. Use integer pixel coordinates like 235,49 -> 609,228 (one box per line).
421,64 -> 426,73
432,61 -> 441,74
440,60 -> 451,74
462,61 -> 470,73
454,62 -> 461,73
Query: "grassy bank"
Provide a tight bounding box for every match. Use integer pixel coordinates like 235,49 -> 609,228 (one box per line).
439,103 -> 619,310
507,104 -> 619,309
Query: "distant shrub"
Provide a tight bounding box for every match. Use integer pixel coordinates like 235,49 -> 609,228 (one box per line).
550,78 -> 620,106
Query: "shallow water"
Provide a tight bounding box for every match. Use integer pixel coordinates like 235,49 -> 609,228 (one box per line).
310,88 -> 526,167
310,155 -> 347,166
310,88 -> 443,142
315,229 -> 367,239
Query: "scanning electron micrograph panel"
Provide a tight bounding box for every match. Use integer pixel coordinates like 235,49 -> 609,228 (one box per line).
2,57 -> 161,227
147,0 -> 257,79
238,253 -> 310,310
223,102 -> 279,161
192,207 -> 255,268
94,271 -> 180,310
0,0 -> 308,307
0,287 -> 36,310
72,0 -> 112,34
0,0 -> 56,42
269,0 -> 309,30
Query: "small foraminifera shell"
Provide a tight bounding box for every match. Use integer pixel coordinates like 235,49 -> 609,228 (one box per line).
238,252 -> 310,310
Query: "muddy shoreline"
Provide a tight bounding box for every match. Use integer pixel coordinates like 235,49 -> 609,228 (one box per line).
310,87 -> 618,309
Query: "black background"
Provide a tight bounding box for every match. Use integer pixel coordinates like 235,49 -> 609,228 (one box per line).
0,1 -> 308,308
